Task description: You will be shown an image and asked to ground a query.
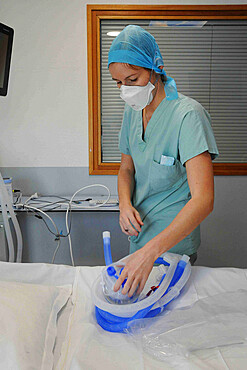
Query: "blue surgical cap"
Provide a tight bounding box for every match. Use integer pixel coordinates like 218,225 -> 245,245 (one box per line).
108,25 -> 178,100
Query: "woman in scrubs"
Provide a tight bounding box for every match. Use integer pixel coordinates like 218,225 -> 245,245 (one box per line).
108,25 -> 219,297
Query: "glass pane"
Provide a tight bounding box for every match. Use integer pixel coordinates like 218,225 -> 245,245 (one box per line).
101,20 -> 247,163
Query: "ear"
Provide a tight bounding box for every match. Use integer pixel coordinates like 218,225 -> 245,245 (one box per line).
156,66 -> 164,82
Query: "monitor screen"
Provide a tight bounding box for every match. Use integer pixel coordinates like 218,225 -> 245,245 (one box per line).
0,22 -> 14,96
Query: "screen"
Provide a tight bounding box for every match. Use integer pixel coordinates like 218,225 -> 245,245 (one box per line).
0,33 -> 8,88
0,23 -> 14,96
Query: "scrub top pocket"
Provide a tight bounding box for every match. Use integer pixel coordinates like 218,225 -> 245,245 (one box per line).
150,158 -> 184,194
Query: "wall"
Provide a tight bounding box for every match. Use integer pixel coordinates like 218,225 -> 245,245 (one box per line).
0,0 -> 247,267
1,0 -> 246,168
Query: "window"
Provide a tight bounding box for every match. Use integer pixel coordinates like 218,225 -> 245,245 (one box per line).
87,5 -> 247,175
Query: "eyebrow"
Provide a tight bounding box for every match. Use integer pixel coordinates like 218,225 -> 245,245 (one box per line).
112,73 -> 137,81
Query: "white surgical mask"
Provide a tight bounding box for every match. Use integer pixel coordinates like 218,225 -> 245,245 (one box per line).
120,80 -> 155,111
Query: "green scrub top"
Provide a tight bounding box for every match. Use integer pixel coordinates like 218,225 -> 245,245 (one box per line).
119,92 -> 219,256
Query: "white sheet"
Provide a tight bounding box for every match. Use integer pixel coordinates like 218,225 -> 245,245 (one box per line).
0,262 -> 79,368
58,266 -> 247,370
0,262 -> 246,369
0,279 -> 71,370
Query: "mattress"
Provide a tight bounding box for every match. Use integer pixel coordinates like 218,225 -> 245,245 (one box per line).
0,261 -> 246,369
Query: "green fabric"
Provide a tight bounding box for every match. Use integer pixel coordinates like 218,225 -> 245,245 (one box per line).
119,92 -> 219,256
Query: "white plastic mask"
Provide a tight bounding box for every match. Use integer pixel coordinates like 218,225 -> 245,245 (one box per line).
120,81 -> 155,111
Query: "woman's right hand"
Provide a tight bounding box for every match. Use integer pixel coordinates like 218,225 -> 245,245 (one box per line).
119,204 -> 144,236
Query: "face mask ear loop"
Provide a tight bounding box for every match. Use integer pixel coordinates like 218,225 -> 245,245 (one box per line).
153,74 -> 159,86
149,67 -> 159,87
149,67 -> 154,83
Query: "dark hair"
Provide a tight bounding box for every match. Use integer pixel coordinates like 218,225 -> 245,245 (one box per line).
160,74 -> 167,84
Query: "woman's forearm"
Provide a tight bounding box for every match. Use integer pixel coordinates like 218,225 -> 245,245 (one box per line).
118,168 -> 135,209
146,195 -> 214,260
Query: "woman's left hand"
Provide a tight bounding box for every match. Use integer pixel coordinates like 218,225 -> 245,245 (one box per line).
113,244 -> 156,297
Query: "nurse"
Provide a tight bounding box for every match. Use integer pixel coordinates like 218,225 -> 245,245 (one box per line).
108,25 -> 219,297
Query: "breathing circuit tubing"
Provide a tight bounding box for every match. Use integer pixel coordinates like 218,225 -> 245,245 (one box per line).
0,172 -> 23,262
92,232 -> 191,333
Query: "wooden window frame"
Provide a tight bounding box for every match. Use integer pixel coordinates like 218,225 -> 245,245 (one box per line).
87,4 -> 247,175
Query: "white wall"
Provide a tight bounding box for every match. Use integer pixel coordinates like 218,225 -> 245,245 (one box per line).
0,0 -> 246,167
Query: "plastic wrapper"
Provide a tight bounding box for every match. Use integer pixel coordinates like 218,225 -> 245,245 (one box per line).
125,289 -> 247,360
92,252 -> 183,318
100,263 -> 140,305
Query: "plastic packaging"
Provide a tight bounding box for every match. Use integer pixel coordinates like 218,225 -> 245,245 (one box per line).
92,252 -> 191,332
92,253 -> 178,317
101,263 -> 139,305
126,289 -> 247,360
102,231 -> 139,304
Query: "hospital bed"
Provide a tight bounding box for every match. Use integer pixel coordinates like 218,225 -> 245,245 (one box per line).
0,260 -> 246,370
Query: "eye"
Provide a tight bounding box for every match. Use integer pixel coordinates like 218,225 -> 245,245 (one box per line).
116,81 -> 122,86
129,78 -> 137,82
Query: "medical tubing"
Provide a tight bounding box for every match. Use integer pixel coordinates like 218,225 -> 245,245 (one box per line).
96,273 -> 188,333
95,303 -> 156,333
18,204 -> 61,264
93,258 -> 176,316
103,231 -> 112,265
96,298 -> 155,323
66,184 -> 111,266
155,257 -> 170,266
155,263 -> 191,310
22,204 -> 61,263
23,205 -> 59,236
0,172 -> 23,262
94,254 -> 191,332
15,223 -> 23,262
38,210 -> 71,238
66,209 -> 74,266
166,256 -> 189,290
0,177 -> 15,262
92,261 -> 175,323
24,194 -> 36,205
96,295 -> 165,333
149,258 -> 191,312
51,238 -> 61,264
66,184 -> 111,210
0,173 -> 23,262
16,184 -> 111,266
2,182 -> 23,262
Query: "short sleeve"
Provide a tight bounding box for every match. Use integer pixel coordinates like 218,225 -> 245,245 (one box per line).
118,105 -> 131,155
178,108 -> 219,166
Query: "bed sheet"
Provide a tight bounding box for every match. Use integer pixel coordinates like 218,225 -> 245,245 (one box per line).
0,262 -> 246,370
0,262 -> 78,369
58,266 -> 247,370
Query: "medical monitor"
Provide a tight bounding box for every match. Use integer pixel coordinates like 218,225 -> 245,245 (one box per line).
0,22 -> 14,96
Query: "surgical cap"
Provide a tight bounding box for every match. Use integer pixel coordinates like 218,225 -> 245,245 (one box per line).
108,25 -> 178,100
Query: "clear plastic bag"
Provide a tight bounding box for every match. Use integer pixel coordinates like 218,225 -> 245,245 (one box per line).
92,252 -> 182,318
126,289 -> 247,360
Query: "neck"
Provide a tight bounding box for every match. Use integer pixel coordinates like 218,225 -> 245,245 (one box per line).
144,80 -> 166,119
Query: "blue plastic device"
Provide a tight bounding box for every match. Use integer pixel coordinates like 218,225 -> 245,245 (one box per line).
102,231 -> 112,266
95,233 -> 189,333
